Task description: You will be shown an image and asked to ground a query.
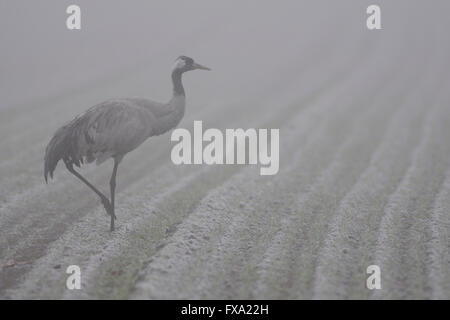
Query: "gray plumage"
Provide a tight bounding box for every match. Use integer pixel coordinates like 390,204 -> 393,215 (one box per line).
44,96 -> 184,180
44,56 -> 210,231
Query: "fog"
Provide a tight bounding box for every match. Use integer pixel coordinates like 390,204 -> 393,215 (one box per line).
1,1 -> 367,109
1,0 -> 450,300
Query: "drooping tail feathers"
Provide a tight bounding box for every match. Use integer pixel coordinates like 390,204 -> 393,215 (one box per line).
44,118 -> 87,183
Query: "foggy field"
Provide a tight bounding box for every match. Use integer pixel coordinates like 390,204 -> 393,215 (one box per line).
1,1 -> 450,299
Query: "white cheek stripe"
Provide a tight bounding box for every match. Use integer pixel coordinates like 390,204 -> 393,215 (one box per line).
173,59 -> 186,70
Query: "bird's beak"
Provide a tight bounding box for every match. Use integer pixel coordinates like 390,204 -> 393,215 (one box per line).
193,62 -> 211,71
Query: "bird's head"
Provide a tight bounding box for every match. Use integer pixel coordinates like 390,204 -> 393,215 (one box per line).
172,56 -> 211,73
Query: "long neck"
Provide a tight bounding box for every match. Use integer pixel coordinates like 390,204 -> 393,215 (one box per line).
172,70 -> 185,96
150,70 -> 186,136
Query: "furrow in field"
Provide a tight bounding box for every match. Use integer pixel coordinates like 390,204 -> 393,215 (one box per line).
129,100 -> 349,298
312,34 -> 446,299
251,35 -> 422,299
428,167 -> 450,299
128,41 -> 383,299
370,89 -> 450,299
189,35 -> 409,300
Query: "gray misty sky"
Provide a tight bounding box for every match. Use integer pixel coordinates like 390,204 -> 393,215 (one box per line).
0,0 -> 448,112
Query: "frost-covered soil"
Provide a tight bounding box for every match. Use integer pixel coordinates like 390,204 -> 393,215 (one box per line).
1,1 -> 449,299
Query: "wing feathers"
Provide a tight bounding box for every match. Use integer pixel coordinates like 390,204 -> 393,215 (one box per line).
44,100 -> 156,181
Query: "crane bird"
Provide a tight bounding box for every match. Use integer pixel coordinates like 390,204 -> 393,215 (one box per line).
44,56 -> 210,231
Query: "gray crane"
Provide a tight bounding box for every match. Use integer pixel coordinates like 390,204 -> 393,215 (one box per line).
44,56 -> 210,231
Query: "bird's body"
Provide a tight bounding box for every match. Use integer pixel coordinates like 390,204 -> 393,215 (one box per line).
44,56 -> 210,231
44,96 -> 184,178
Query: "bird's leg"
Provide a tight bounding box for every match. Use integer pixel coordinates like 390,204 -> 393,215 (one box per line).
64,160 -> 113,220
109,157 -> 122,231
